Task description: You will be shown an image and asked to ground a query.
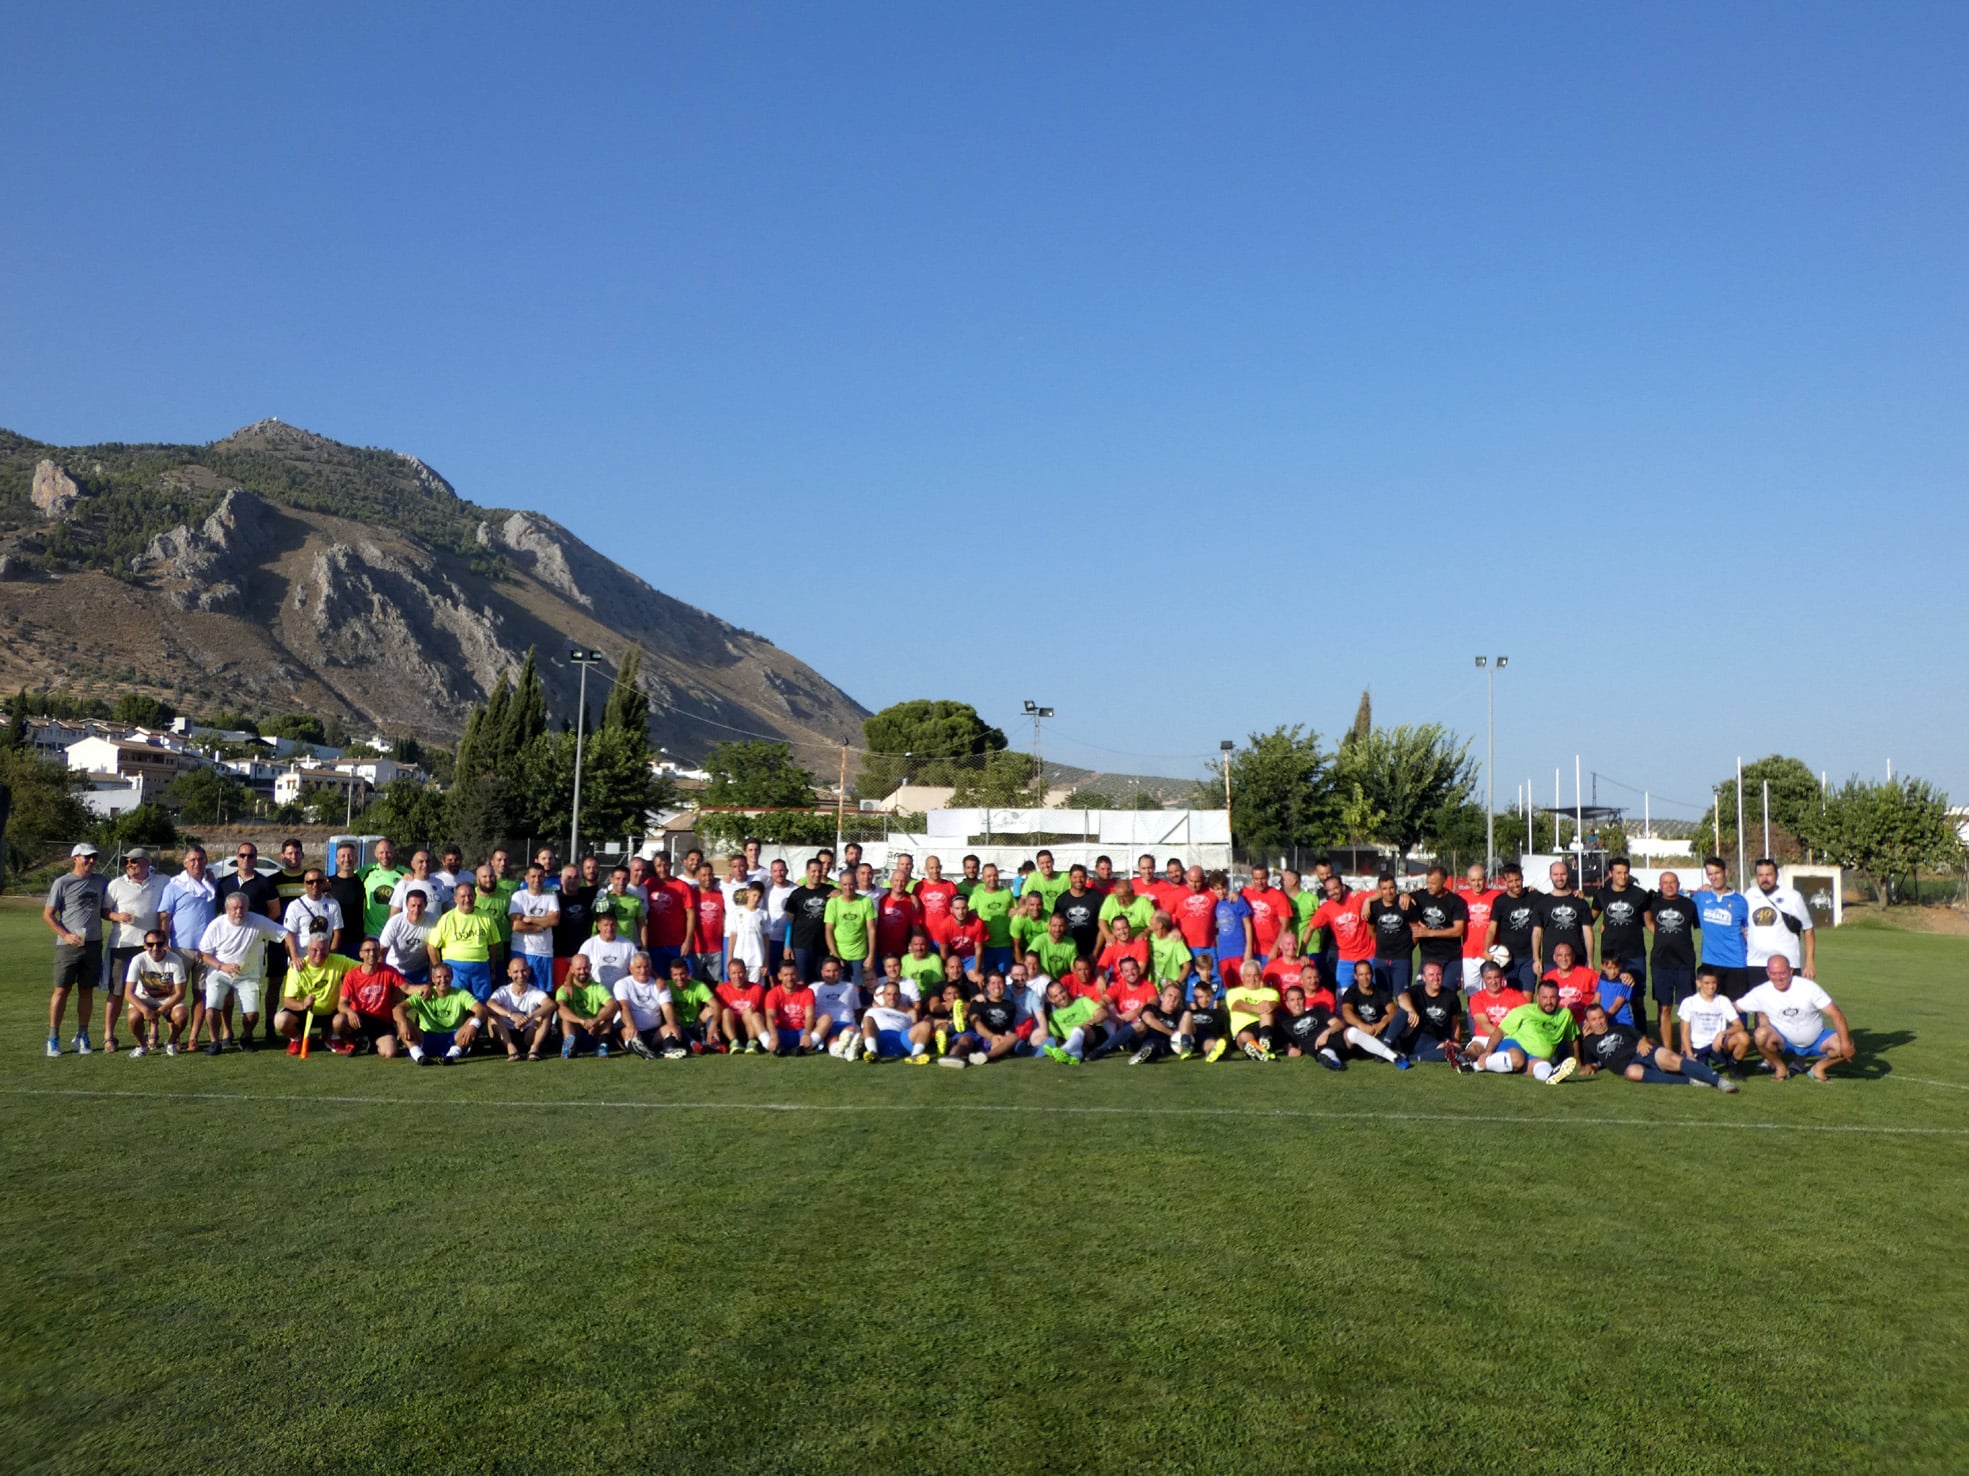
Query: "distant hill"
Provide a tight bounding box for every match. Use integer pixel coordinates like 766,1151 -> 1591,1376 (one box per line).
0,419 -> 867,755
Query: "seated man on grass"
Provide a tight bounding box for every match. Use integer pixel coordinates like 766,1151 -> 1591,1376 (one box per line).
714,959 -> 771,1055
403,963 -> 482,1066
1277,984 -> 1345,1070
1225,959 -> 1282,1062
1675,967 -> 1751,1076
616,952 -> 690,1060
274,934 -> 351,1055
1572,1003 -> 1739,1092
860,981 -> 933,1063
1188,978 -> 1230,1063
1127,982 -> 1193,1065
1398,961 -> 1466,1066
1338,959 -> 1414,1070
1739,956 -> 1856,1083
1036,978 -> 1107,1066
939,972 -> 1020,1068
333,939 -> 409,1059
554,953 -> 618,1058
488,956 -> 555,1062
668,956 -> 721,1054
1466,980 -> 1581,1085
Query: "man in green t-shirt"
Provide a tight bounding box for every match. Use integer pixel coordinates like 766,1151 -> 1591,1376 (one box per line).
404,963 -> 483,1065
666,956 -> 719,1050
1033,914 -> 1080,984
358,839 -> 406,941
1038,979 -> 1107,1064
554,953 -> 619,1057
1283,867 -> 1322,954
274,935 -> 353,1053
1148,913 -> 1196,988
1224,960 -> 1282,1062
823,880 -> 877,987
592,866 -> 646,940
1024,850 -> 1073,913
1474,981 -> 1581,1083
968,863 -> 1016,973
1097,880 -> 1155,949
899,935 -> 944,1001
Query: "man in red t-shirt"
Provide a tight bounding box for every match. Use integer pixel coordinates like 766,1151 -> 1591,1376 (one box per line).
1172,867 -> 1217,952
1095,916 -> 1150,982
1239,865 -> 1295,961
1306,875 -> 1375,982
1541,942 -> 1598,1023
714,960 -> 769,1054
1131,854 -> 1162,907
874,881 -> 922,962
927,892 -> 988,967
1145,859 -> 1188,917
916,856 -> 958,926
1089,856 -> 1117,897
763,962 -> 818,1055
1065,957 -> 1105,1004
691,862 -> 726,976
333,938 -> 408,1058
1260,932 -> 1315,998
1456,863 -> 1502,993
644,855 -> 698,967
1090,956 -> 1158,1059
1462,959 -> 1528,1056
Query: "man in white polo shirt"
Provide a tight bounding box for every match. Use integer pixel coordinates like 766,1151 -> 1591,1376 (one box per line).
1743,858 -> 1816,978
1739,955 -> 1853,1082
197,890 -> 289,1054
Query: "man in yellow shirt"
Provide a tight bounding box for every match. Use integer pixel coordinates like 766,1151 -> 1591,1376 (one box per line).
1224,959 -> 1282,1062
274,934 -> 352,1055
425,881 -> 505,1004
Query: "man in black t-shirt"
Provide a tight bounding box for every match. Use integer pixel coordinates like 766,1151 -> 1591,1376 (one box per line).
551,864 -> 596,982
1129,983 -> 1192,1065
1052,870 -> 1103,960
949,974 -> 1020,1067
1277,985 -> 1345,1070
1485,864 -> 1540,993
1576,1004 -> 1736,1091
326,843 -> 367,960
1592,857 -> 1650,986
1646,870 -> 1700,1044
783,858 -> 836,983
1364,874 -> 1415,996
1534,862 -> 1593,971
1188,980 -> 1230,1062
1407,867 -> 1468,985
1398,961 -> 1465,1066
1339,969 -> 1414,1068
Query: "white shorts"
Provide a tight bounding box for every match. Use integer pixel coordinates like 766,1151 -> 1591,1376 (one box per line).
131,986 -> 180,1013
205,973 -> 266,1014
1461,959 -> 1484,991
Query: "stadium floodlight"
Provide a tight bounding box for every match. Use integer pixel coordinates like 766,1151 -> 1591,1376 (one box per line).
1476,656 -> 1508,869
568,648 -> 608,861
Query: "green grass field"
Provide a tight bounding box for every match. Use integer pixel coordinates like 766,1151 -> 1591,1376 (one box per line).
3,902 -> 1966,1474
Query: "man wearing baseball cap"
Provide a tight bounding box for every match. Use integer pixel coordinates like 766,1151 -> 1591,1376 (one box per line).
44,844 -> 109,1056
103,847 -> 166,1053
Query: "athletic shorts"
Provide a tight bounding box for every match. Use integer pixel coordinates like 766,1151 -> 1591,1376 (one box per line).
108,946 -> 142,996
1216,955 -> 1246,988
776,1027 -> 804,1053
1410,1036 -> 1456,1062
1691,1045 -> 1730,1068
354,1012 -> 397,1045
447,959 -> 493,1003
52,941 -> 103,991
517,953 -> 553,994
1651,966 -> 1694,1008
422,1030 -> 456,1055
1777,1028 -> 1838,1059
1705,965 -> 1753,1001
1497,1036 -> 1548,1062
205,973 -> 266,1014
873,1028 -> 909,1059
130,985 -> 180,1014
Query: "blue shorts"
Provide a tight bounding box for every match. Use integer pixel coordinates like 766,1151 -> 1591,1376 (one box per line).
400,968 -> 431,987
1781,1028 -> 1838,1059
873,1028 -> 909,1059
776,1027 -> 804,1053
447,960 -> 493,1003
520,954 -> 554,994
980,946 -> 1014,976
422,1030 -> 456,1054
1498,1036 -> 1544,1060
649,945 -> 683,972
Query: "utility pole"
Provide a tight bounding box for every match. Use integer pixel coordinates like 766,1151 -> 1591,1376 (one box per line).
1220,739 -> 1234,849
1023,700 -> 1053,803
1474,656 -> 1507,869
567,648 -> 605,863
835,743 -> 848,855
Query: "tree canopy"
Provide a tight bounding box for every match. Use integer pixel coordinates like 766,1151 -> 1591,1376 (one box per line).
1797,774 -> 1964,905
858,700 -> 1008,798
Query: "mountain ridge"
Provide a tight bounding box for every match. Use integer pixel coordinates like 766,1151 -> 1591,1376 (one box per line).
0,420 -> 867,757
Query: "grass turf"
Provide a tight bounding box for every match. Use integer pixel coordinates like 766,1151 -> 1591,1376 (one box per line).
2,901 -> 1966,1474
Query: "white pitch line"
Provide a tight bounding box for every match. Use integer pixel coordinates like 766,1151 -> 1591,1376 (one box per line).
1893,1074 -> 1969,1093
5,1087 -> 1966,1137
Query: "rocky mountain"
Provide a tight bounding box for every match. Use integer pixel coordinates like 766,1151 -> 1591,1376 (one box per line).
0,420 -> 867,754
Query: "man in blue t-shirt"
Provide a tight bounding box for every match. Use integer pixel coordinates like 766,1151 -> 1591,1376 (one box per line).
1693,857 -> 1751,1000
1208,872 -> 1254,993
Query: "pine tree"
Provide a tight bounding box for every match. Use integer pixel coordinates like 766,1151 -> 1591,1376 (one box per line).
500,650 -> 548,758
2,689 -> 27,751
1345,689 -> 1372,749
603,649 -> 650,738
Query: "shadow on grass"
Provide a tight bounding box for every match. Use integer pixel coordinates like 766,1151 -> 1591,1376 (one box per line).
1844,1028 -> 1915,1080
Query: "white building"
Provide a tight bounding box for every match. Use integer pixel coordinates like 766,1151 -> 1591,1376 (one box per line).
273,764 -> 372,808
65,735 -> 208,790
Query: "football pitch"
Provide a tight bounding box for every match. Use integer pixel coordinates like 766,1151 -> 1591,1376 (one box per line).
3,904 -> 1965,1475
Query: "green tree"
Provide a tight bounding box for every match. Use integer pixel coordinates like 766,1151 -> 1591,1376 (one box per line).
858,700 -> 1008,798
358,779 -> 451,848
161,767 -> 251,825
1206,726 -> 1340,859
602,649 -> 650,736
704,741 -> 817,808
447,772 -> 517,863
111,692 -> 177,729
1335,723 -> 1476,858
1063,788 -> 1115,810
1798,774 -> 1965,906
511,728 -> 670,852
1345,690 -> 1372,747
199,709 -> 261,736
948,750 -> 1042,808
499,650 -> 549,759
3,691 -> 27,751
97,803 -> 181,853
0,748 -> 94,879
262,713 -> 328,745
1695,755 -> 1825,862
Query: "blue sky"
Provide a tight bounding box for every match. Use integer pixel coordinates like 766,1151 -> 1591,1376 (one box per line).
4,2 -> 1965,813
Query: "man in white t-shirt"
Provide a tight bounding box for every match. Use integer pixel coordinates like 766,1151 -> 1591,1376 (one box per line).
281,870 -> 345,963
487,957 -> 555,1060
198,892 -> 289,1054
1675,966 -> 1751,1071
507,864 -> 560,996
378,889 -> 436,984
1739,956 -> 1853,1082
1743,858 -> 1816,975
389,849 -> 449,919
763,859 -> 796,979
810,957 -> 863,1058
613,952 -> 689,1059
103,848 -> 168,1051
123,930 -> 189,1056
578,912 -> 637,988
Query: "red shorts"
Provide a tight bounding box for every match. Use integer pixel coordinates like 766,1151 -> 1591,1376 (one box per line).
1218,956 -> 1246,988
1015,1018 -> 1038,1042
552,957 -> 572,990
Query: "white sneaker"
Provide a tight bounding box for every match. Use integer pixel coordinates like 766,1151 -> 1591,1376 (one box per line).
164,1043 -> 180,1057
129,1045 -> 148,1059
936,1056 -> 968,1069
967,1051 -> 988,1066
844,1033 -> 863,1061
73,1035 -> 93,1055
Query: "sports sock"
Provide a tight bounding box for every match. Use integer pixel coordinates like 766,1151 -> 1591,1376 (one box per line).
408,1045 -> 425,1061
1676,1057 -> 1723,1087
910,1042 -> 926,1058
1530,1059 -> 1553,1081
1635,1064 -> 1678,1084
446,1044 -> 463,1059
1063,1027 -> 1086,1059
1344,1026 -> 1398,1063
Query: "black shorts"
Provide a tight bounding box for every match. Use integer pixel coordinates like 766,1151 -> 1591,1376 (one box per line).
53,941 -> 102,990
108,946 -> 143,996
355,1013 -> 397,1045
1708,965 -> 1753,1001
1651,966 -> 1694,1008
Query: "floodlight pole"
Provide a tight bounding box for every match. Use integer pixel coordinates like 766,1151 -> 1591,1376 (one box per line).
1475,656 -> 1507,869
1220,740 -> 1234,849
568,648 -> 605,862
1023,700 -> 1053,802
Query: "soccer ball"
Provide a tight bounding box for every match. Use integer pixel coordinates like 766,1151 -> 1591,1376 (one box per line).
1485,945 -> 1511,967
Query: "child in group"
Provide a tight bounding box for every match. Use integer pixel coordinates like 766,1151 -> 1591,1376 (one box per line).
725,885 -> 770,982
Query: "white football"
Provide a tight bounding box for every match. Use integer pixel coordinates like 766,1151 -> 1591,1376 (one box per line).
1485,945 -> 1511,967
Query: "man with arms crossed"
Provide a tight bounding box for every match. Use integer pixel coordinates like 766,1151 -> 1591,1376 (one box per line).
1646,871 -> 1700,1046
44,843 -> 108,1056
507,863 -> 560,997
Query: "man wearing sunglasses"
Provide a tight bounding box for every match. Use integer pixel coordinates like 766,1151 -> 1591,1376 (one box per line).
282,870 -> 346,966
215,844 -> 281,1045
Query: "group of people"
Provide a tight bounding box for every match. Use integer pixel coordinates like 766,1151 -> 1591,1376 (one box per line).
40,834 -> 1856,1085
